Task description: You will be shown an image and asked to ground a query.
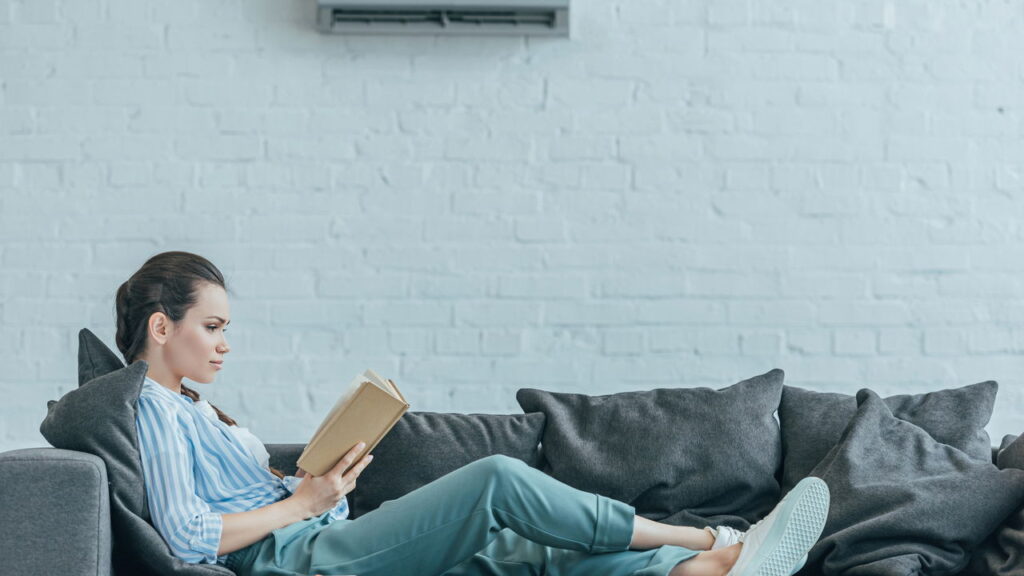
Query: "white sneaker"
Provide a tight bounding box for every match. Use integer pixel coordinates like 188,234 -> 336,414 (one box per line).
706,525 -> 807,575
723,477 -> 830,576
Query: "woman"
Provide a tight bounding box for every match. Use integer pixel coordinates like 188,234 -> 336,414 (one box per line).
121,250 -> 830,576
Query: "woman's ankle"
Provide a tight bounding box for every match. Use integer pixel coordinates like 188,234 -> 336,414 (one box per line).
631,516 -> 714,550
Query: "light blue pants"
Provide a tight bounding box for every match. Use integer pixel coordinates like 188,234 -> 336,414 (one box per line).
223,455 -> 700,576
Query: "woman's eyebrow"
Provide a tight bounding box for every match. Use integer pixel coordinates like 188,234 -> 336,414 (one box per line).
205,316 -> 231,325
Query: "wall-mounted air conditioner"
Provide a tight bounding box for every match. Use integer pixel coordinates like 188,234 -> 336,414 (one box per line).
316,0 -> 570,37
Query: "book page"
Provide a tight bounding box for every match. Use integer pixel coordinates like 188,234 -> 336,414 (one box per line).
363,368 -> 399,399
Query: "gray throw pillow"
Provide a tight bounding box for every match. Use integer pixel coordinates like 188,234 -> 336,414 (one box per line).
39,328 -> 232,576
997,433 -> 1023,469
803,389 -> 1024,576
779,381 -> 997,495
349,411 -> 546,519
77,327 -> 126,386
965,433 -> 1024,576
516,369 -> 785,529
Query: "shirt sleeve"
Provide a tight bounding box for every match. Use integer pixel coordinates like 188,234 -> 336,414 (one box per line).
330,497 -> 350,521
280,475 -> 349,521
136,394 -> 223,564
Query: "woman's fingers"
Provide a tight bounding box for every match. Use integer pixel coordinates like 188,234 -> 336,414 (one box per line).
342,453 -> 374,483
329,441 -> 367,476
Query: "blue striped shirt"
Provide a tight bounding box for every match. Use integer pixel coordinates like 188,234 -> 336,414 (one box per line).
135,376 -> 349,564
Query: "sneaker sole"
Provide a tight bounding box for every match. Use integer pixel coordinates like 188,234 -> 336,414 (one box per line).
746,477 -> 830,576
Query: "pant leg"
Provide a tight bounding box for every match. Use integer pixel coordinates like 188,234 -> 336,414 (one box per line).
229,454 -> 639,576
441,528 -> 701,576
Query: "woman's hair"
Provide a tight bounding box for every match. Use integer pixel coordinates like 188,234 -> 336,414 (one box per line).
116,250 -> 287,480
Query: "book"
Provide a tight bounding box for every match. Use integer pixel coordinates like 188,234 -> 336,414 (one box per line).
296,368 -> 410,477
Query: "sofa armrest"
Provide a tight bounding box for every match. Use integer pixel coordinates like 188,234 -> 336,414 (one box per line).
0,447 -> 111,576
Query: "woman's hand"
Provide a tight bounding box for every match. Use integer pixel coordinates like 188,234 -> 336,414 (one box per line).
288,442 -> 373,519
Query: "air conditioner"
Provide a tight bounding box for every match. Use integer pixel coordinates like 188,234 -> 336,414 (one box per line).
316,0 -> 570,36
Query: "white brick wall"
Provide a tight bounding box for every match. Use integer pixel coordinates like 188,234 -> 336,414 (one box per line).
2,0 -> 1024,450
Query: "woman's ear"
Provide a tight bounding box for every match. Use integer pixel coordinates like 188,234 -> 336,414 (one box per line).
148,312 -> 172,345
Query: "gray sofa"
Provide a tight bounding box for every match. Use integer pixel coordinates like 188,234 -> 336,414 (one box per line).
0,442 -> 1008,576
0,443 -> 306,576
9,351 -> 1024,576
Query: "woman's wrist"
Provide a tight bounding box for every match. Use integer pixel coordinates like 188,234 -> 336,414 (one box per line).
284,494 -> 314,522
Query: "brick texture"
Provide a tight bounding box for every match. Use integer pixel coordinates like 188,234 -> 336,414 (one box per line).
2,0 -> 1023,449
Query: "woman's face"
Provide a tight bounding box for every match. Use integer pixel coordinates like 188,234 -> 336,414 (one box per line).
150,282 -> 231,385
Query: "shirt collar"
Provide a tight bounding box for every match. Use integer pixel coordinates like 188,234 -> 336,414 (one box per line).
144,376 -> 194,404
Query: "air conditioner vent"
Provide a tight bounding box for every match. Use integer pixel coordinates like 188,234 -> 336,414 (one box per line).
317,1 -> 570,36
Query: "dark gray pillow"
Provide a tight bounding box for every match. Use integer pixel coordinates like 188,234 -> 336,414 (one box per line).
516,369 -> 785,529
779,381 -> 997,495
349,411 -> 546,519
39,328 -> 231,576
77,327 -> 126,386
998,433 -> 1023,469
966,433 -> 1024,576
803,389 -> 1024,576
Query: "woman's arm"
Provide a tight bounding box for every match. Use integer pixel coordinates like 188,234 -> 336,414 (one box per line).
137,396 -> 225,563
220,446 -> 373,556
217,497 -> 308,556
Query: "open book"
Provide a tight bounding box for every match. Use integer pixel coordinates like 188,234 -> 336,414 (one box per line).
296,369 -> 410,477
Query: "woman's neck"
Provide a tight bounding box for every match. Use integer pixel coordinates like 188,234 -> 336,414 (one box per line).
145,372 -> 183,395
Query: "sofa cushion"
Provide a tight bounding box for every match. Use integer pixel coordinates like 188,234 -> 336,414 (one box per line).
349,411 -> 546,518
802,389 -> 1024,576
39,328 -> 231,575
966,433 -> 1024,576
779,381 -> 997,495
516,369 -> 785,529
